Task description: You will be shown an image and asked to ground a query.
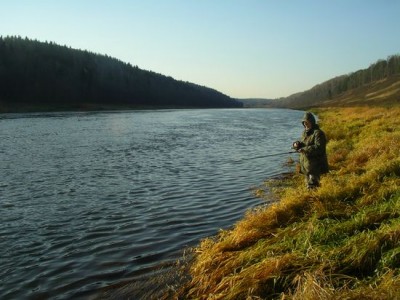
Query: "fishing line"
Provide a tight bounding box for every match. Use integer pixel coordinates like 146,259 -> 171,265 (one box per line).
232,151 -> 297,163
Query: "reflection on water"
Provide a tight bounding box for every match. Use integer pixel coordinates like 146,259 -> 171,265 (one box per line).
0,108 -> 303,299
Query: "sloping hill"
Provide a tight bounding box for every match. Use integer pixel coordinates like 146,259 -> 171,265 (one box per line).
0,36 -> 242,112
272,55 -> 400,109
319,75 -> 400,107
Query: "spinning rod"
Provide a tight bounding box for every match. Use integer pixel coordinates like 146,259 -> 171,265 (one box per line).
233,150 -> 297,163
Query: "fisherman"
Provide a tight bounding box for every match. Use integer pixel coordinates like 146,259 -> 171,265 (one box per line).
292,112 -> 329,189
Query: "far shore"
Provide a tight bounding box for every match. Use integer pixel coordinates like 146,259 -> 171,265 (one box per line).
0,102 -> 246,114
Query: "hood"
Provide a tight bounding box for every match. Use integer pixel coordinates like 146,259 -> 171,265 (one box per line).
302,112 -> 316,127
302,112 -> 317,133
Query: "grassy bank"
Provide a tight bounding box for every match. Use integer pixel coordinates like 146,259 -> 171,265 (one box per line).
171,106 -> 400,299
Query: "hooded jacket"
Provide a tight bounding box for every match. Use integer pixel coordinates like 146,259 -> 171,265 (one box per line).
298,112 -> 329,175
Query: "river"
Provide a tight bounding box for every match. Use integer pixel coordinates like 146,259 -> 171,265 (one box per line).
0,108 -> 304,299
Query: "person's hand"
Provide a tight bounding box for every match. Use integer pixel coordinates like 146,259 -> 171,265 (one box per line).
292,141 -> 301,150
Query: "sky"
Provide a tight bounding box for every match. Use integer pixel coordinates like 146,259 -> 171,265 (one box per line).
1,0 -> 400,99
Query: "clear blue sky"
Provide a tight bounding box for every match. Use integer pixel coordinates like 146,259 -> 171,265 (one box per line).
1,0 -> 399,99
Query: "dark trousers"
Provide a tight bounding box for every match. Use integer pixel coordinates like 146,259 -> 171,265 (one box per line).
305,174 -> 320,189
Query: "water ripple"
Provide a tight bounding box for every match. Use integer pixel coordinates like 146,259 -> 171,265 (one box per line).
0,108 -> 303,299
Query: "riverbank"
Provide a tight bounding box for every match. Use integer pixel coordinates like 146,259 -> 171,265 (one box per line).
170,106 -> 400,299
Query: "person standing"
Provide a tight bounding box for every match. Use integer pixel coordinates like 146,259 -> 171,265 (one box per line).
292,112 -> 329,189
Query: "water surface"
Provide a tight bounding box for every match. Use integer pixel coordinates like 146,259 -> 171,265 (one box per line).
0,108 -> 303,299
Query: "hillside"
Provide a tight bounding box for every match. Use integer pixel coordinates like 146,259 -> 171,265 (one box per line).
0,36 -> 242,112
270,55 -> 400,109
318,74 -> 400,107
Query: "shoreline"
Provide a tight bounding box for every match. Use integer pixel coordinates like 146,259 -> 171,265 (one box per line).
0,102 -> 244,114
95,253 -> 193,300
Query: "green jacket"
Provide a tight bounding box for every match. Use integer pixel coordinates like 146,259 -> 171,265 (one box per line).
299,112 -> 329,176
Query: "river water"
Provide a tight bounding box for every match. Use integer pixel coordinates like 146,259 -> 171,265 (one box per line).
0,108 -> 303,299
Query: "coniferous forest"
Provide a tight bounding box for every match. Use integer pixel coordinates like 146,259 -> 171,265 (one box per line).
0,36 -> 243,112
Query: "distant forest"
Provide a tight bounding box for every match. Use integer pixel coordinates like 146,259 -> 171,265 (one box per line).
0,36 -> 242,112
274,54 -> 400,108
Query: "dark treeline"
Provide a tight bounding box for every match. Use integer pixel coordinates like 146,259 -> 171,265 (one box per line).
0,36 -> 242,111
274,54 -> 400,108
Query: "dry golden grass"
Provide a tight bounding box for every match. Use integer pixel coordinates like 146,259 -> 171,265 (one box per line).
172,106 -> 400,299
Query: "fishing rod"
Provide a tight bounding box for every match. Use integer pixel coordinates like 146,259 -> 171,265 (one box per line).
232,150 -> 298,163
245,151 -> 298,160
